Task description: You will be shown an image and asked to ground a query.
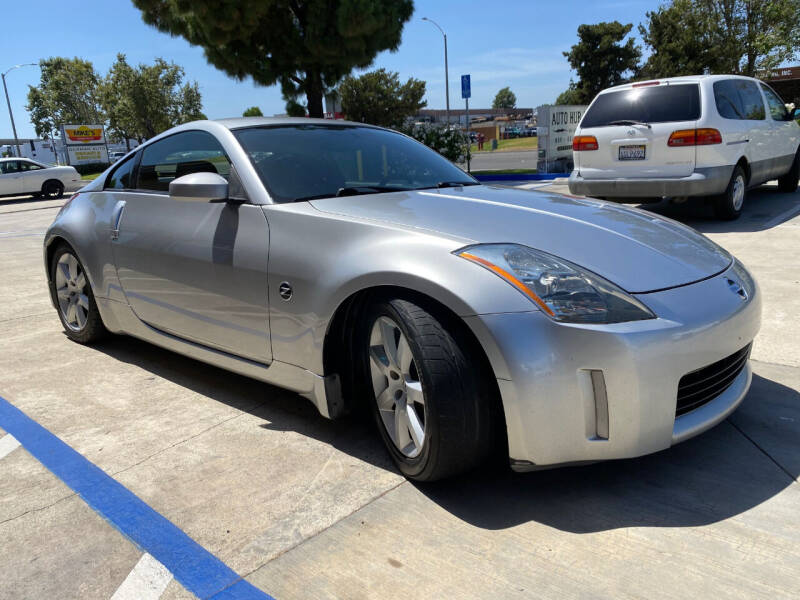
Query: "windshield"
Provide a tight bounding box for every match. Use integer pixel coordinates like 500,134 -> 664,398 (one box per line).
581,84 -> 701,128
234,124 -> 476,202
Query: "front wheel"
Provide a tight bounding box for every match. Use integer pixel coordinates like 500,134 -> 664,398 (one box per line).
714,165 -> 746,220
777,151 -> 800,193
360,297 -> 500,482
42,180 -> 64,199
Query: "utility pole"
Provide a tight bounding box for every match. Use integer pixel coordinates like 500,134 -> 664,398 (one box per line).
2,63 -> 37,158
422,17 -> 450,126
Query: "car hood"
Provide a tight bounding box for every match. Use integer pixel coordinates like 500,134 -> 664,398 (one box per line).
310,185 -> 732,294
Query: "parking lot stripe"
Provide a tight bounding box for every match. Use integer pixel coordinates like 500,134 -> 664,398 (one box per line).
0,433 -> 21,459
0,396 -> 274,600
111,553 -> 172,600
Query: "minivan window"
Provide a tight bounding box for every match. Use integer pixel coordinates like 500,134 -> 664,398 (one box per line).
136,130 -> 231,192
736,80 -> 766,120
105,153 -> 136,189
580,84 -> 700,128
760,84 -> 791,121
713,80 -> 746,119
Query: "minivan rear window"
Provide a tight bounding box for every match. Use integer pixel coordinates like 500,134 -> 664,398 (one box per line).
580,84 -> 701,128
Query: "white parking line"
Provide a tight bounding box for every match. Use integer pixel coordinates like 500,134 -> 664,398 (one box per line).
0,433 -> 21,459
110,553 -> 173,600
763,203 -> 800,229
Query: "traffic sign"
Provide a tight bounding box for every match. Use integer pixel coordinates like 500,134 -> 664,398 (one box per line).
461,75 -> 471,99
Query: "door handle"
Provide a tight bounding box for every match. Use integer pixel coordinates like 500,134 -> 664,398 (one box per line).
110,200 -> 126,240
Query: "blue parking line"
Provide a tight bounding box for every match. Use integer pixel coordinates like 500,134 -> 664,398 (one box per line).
0,395 -> 274,600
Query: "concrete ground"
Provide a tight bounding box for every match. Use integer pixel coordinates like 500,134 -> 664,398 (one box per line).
0,184 -> 799,599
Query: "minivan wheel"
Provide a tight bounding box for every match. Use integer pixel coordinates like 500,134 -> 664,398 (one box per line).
777,151 -> 800,193
50,245 -> 107,344
714,165 -> 746,220
359,297 -> 499,482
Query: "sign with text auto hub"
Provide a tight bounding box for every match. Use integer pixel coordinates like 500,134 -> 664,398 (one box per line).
61,124 -> 109,165
536,105 -> 587,172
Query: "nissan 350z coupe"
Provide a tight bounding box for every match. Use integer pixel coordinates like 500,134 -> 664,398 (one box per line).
44,118 -> 761,481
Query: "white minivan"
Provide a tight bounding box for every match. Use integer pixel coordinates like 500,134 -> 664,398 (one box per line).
568,75 -> 800,219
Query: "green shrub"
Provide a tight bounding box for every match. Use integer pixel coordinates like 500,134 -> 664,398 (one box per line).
72,162 -> 110,176
395,123 -> 470,165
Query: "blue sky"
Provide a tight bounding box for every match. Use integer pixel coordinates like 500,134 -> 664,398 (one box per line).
1,0 -> 658,139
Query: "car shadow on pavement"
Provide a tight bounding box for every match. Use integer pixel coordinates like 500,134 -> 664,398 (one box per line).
416,373 -> 798,533
634,183 -> 800,233
91,334 -> 397,473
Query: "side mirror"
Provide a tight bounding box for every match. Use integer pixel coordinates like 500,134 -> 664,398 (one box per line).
793,108 -> 800,120
169,172 -> 228,202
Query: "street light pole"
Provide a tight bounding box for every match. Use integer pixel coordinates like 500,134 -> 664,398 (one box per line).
422,17 -> 450,126
2,63 -> 37,158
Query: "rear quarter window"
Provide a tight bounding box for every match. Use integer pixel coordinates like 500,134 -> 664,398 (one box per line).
581,84 -> 701,127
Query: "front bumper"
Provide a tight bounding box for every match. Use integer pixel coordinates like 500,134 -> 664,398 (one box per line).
568,165 -> 733,198
464,264 -> 761,469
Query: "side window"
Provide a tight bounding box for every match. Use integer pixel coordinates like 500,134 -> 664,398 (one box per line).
136,131 -> 231,193
736,81 -> 766,120
0,161 -> 21,174
19,161 -> 43,171
760,84 -> 791,121
713,80 -> 744,119
105,153 -> 136,190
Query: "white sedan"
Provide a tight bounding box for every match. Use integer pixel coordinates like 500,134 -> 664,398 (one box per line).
0,157 -> 82,199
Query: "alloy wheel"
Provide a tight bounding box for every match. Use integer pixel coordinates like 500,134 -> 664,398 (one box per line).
55,252 -> 89,331
368,316 -> 427,458
732,174 -> 745,211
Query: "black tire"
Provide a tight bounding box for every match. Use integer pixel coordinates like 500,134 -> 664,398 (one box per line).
42,180 -> 64,199
49,244 -> 108,344
358,296 -> 500,482
777,150 -> 800,193
714,165 -> 746,220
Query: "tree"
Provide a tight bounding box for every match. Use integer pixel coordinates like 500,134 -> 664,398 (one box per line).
98,54 -> 206,146
339,69 -> 425,128
243,106 -> 264,117
492,87 -> 517,109
132,0 -> 414,118
640,0 -> 800,78
26,57 -> 104,139
560,21 -> 641,105
555,84 -> 582,105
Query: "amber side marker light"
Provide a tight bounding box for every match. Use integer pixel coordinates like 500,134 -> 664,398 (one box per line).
458,251 -> 556,317
668,128 -> 722,147
573,135 -> 599,151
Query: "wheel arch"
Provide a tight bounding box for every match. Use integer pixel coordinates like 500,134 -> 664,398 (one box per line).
322,285 -> 508,446
736,156 -> 750,185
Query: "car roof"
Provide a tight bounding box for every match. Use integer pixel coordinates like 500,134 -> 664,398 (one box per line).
213,116 -> 383,131
598,74 -> 764,94
0,157 -> 34,162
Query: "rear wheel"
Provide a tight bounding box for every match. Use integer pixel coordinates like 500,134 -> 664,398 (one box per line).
714,165 -> 746,220
42,180 -> 64,199
359,296 -> 499,482
777,151 -> 800,193
50,245 -> 107,344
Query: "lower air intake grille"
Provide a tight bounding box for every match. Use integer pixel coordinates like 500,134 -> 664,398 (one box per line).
676,344 -> 751,417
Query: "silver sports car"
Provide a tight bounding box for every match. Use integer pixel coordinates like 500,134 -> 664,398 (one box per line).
44,118 -> 761,481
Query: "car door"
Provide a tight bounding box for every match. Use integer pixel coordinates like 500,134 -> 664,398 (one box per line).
19,160 -> 47,193
733,80 -> 771,184
759,83 -> 799,178
0,160 -> 23,195
109,130 -> 272,363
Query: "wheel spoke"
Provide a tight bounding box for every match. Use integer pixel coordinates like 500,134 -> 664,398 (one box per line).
56,286 -> 70,301
406,405 -> 425,450
75,305 -> 87,329
396,335 -> 413,373
75,272 -> 86,292
406,380 -> 424,406
57,261 -> 71,285
66,302 -> 77,325
77,294 -> 89,310
66,254 -> 79,282
394,406 -> 412,451
375,387 -> 395,410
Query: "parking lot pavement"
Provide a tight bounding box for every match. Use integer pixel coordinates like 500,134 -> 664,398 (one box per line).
1,187 -> 799,599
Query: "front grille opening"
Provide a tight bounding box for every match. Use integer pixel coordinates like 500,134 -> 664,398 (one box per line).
676,344 -> 751,417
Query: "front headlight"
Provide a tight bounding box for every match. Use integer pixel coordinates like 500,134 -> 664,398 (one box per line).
456,243 -> 655,324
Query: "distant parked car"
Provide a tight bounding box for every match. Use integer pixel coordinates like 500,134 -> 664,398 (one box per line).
109,151 -> 126,164
0,158 -> 81,199
568,75 -> 800,219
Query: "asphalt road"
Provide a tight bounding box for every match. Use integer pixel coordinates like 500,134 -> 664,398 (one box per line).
1,185 -> 799,599
468,149 -> 539,172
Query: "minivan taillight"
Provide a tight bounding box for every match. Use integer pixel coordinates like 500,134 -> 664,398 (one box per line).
668,128 -> 722,147
572,136 -> 599,151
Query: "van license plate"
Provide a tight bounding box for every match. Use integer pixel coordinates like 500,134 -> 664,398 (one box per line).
619,145 -> 646,160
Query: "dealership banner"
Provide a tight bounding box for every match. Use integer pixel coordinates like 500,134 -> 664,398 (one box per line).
66,145 -> 109,165
62,124 -> 106,145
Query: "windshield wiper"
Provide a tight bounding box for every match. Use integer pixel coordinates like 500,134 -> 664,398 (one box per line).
293,186 -> 408,202
435,181 -> 480,188
606,120 -> 652,129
